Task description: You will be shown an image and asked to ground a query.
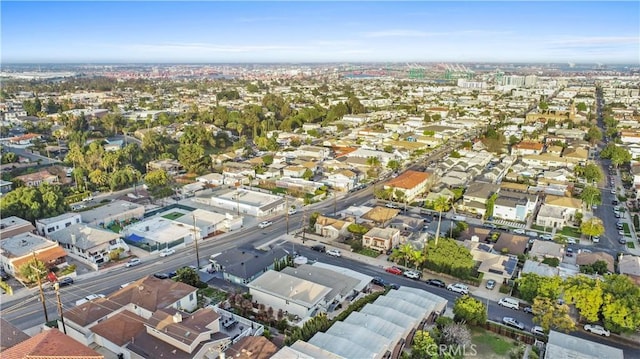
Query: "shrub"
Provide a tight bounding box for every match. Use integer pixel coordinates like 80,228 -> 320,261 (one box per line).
499,284 -> 512,294
542,257 -> 559,267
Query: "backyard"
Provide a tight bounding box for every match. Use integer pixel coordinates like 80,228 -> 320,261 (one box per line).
162,212 -> 185,220
470,328 -> 520,358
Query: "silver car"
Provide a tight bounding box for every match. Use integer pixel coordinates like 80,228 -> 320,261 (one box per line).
502,317 -> 525,330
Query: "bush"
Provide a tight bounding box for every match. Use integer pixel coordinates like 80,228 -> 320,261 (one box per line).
542,257 -> 559,267
499,284 -> 512,294
435,316 -> 454,329
634,214 -> 639,230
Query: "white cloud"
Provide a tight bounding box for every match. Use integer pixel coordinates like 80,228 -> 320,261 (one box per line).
549,36 -> 639,46
360,29 -> 512,38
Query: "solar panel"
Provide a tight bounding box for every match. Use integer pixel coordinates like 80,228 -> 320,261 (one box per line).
503,257 -> 518,274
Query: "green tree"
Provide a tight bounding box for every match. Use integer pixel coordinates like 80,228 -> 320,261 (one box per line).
564,276 -> 603,322
516,273 -> 562,303
580,218 -> 605,240
18,257 -> 47,284
485,193 -> 498,219
411,330 -> 438,359
175,266 -> 200,287
601,144 -> 632,167
583,163 -> 603,183
383,145 -> 394,153
586,126 -> 602,145
532,297 -> 575,333
387,159 -> 401,172
391,243 -> 416,267
178,143 -> 207,173
601,274 -> 640,333
580,185 -> 601,207
309,211 -> 320,228
0,184 -> 67,222
302,168 -> 314,181
453,295 -> 487,325
1,152 -> 17,164
576,102 -> 588,112
347,223 -> 369,240
423,238 -> 474,279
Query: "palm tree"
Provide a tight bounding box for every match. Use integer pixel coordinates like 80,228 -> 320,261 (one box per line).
409,249 -> 425,270
393,243 -> 414,267
433,195 -> 450,246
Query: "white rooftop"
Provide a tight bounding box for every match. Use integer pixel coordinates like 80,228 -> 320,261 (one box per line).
247,270 -> 331,308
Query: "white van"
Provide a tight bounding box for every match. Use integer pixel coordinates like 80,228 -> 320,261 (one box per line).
498,297 -> 520,310
452,215 -> 467,222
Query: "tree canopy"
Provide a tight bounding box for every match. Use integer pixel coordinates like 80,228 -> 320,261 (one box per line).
452,295 -> 487,325
1,184 -> 67,222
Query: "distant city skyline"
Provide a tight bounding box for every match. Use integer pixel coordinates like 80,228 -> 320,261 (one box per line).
2,1 -> 639,64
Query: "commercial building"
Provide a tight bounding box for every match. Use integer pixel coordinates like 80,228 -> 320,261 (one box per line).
36,212 -> 82,236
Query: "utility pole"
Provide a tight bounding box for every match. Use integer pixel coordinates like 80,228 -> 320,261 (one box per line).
333,191 -> 337,216
193,214 -> 200,268
285,196 -> 290,235
54,282 -> 67,334
31,252 -> 49,323
300,210 -> 307,244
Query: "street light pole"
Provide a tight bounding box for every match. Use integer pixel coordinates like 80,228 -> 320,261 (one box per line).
54,283 -> 67,334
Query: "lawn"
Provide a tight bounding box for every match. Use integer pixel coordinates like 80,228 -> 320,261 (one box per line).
162,212 -> 185,220
356,248 -> 381,258
623,223 -> 631,236
558,226 -> 581,238
107,223 -> 122,233
530,224 -> 551,233
628,241 -> 636,249
471,329 -> 517,358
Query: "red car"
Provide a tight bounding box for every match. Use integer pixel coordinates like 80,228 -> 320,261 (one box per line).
385,266 -> 403,275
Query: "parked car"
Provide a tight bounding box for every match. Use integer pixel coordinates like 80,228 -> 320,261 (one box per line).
403,270 -> 421,280
326,249 -> 341,257
566,248 -> 574,257
567,238 -> 577,244
611,189 -> 617,194
159,248 -> 175,257
75,294 -> 105,306
619,237 -> 627,244
372,277 -> 387,286
385,266 -> 403,275
502,317 -> 525,330
57,277 -> 74,287
485,279 -> 496,290
526,231 -> 538,238
389,283 -> 401,290
258,221 -> 273,229
531,326 -> 545,336
311,244 -> 326,253
540,234 -> 553,241
447,283 -> 469,295
288,208 -> 297,215
584,324 -> 610,336
0,270 -> 9,281
125,258 -> 141,268
153,273 -> 170,279
513,228 -> 526,235
523,306 -> 534,314
425,279 -> 446,288
498,297 -> 520,310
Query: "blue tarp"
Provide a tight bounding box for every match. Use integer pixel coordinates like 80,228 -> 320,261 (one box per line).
126,233 -> 145,242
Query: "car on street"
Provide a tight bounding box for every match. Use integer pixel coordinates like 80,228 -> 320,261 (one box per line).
326,249 -> 341,257
425,279 -> 446,288
619,237 -> 627,244
58,277 -> 74,287
526,231 -> 538,238
513,228 -> 526,235
288,208 -> 297,215
531,326 -> 545,337
447,283 -> 469,295
565,248 -> 574,257
612,199 -> 619,205
502,317 -> 525,331
372,277 -> 387,286
485,279 -> 496,290
611,189 -> 617,194
311,244 -> 326,253
0,270 -> 9,281
385,266 -> 403,275
389,283 -> 400,290
159,248 -> 175,257
125,258 -> 141,268
258,221 -> 273,229
540,234 -> 553,241
75,294 -> 105,306
618,230 -> 625,236
153,273 -> 170,279
403,270 -> 421,280
523,306 -> 534,314
567,238 -> 577,244
584,324 -> 610,336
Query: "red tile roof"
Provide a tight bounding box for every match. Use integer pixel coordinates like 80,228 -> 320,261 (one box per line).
1,328 -> 103,359
385,170 -> 430,190
514,141 -> 544,151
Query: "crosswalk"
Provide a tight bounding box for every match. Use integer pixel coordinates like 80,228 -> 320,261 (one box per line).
492,219 -> 526,229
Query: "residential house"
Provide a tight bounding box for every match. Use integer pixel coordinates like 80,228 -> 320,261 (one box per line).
146,159 -> 184,176
0,179 -> 12,194
324,169 -> 360,192
122,216 -> 194,252
0,328 -> 103,359
493,234 -> 529,255
619,130 -> 640,144
529,241 -> 564,263
0,232 -> 67,278
247,270 -> 332,320
80,200 -> 145,227
0,216 -> 35,239
282,165 -> 308,178
196,172 -> 224,186
194,187 -> 286,217
225,336 -> 278,359
618,254 -> 640,285
493,190 -> 537,222
383,170 -> 432,202
535,195 -> 582,229
463,240 -> 518,284
511,141 -> 544,156
362,227 -> 400,253
295,145 -> 333,160
576,251 -> 614,273
459,182 -> 499,217
48,224 -> 128,269
173,208 -> 243,238
0,318 -> 30,351
209,247 -> 289,285
562,146 -> 589,165
36,212 -> 82,236
521,153 -> 582,170
13,169 -> 59,187
314,215 -> 353,239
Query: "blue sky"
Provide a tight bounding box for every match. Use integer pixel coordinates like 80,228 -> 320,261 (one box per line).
2,1 -> 638,63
